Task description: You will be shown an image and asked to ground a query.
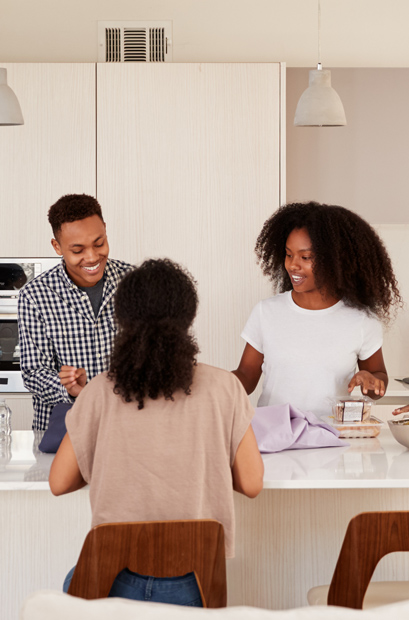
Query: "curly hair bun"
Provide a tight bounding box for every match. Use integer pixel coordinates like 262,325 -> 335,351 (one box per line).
115,258 -> 198,329
109,259 -> 200,408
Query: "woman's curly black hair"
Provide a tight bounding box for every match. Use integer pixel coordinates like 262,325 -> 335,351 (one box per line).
108,258 -> 199,409
255,201 -> 402,323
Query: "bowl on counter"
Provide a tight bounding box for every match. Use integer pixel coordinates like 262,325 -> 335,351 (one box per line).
387,416 -> 409,449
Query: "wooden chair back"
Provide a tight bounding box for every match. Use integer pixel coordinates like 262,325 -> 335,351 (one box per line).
67,519 -> 227,608
328,511 -> 409,609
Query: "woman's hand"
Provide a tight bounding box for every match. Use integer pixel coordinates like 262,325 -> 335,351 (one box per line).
392,404 -> 409,416
348,370 -> 385,397
59,365 -> 87,398
348,348 -> 388,400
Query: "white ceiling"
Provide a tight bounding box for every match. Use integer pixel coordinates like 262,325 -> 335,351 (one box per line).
0,0 -> 408,66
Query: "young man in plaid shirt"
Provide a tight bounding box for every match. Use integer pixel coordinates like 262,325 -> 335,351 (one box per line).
18,194 -> 132,431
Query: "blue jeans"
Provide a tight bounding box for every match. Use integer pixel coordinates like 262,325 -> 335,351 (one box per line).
63,566 -> 203,607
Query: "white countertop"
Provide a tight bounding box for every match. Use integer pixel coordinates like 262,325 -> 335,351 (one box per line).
262,429 -> 409,489
1,428 -> 409,491
0,431 -> 54,490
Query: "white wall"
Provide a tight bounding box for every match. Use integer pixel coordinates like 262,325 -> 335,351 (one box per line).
287,68 -> 409,225
373,226 -> 409,378
1,0 -> 409,66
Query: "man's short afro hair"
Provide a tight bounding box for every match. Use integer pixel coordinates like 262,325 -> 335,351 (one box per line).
48,194 -> 104,239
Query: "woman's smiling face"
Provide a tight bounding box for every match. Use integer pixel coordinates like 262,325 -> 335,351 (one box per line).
284,227 -> 317,294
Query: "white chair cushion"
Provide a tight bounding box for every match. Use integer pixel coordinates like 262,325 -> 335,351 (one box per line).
20,590 -> 409,620
308,582 -> 409,609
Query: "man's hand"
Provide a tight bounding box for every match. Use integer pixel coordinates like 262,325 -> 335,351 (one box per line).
59,366 -> 87,398
348,370 -> 385,397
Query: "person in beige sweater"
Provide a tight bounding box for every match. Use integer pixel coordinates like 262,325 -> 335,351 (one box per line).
49,258 -> 263,606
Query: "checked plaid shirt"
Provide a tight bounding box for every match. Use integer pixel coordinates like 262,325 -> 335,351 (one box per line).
18,258 -> 132,430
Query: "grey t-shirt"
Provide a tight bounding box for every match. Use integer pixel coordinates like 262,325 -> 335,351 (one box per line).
78,276 -> 105,318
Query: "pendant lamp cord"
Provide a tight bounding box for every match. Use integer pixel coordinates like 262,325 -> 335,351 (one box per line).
317,0 -> 322,69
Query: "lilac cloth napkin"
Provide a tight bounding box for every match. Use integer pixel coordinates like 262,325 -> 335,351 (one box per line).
252,403 -> 348,453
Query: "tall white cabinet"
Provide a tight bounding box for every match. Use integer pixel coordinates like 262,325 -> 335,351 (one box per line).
97,63 -> 285,372
0,64 -> 96,256
1,62 -> 285,426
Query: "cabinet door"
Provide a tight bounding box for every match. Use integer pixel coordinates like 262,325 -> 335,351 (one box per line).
97,63 -> 285,372
0,64 -> 96,256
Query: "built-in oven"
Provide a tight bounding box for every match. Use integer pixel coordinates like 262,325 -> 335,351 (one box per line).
0,258 -> 61,392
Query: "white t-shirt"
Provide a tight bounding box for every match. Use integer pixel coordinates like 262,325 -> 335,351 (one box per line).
241,291 -> 383,417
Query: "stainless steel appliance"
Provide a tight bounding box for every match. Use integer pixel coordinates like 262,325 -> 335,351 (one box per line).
0,258 -> 61,392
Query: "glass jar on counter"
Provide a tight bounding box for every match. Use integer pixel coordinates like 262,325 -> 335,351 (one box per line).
0,400 -> 11,436
0,435 -> 12,469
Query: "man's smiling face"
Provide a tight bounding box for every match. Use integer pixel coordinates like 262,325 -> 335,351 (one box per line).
51,214 -> 109,287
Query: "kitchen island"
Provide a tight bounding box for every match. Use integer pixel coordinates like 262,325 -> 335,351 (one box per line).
1,428 -> 409,618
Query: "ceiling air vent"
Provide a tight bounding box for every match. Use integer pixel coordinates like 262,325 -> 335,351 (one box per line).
98,21 -> 172,62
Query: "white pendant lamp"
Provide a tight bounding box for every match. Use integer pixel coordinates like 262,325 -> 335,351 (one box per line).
294,0 -> 346,127
0,68 -> 24,126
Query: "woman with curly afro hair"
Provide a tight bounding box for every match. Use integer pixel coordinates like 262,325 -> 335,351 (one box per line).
50,258 -> 263,604
233,201 -> 402,418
